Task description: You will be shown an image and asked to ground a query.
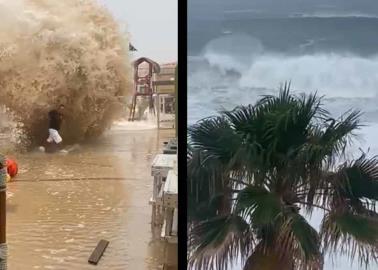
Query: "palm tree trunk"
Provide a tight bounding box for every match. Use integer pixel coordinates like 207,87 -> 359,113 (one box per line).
243,245 -> 294,270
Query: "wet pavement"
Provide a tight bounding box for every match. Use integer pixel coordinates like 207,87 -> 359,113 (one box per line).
3,121 -> 175,269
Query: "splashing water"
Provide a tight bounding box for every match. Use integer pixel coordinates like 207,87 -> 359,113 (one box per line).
0,0 -> 131,149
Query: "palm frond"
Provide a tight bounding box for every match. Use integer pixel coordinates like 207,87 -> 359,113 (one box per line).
296,110 -> 362,208
188,215 -> 254,270
188,148 -> 231,222
188,166 -> 233,223
318,110 -> 361,160
278,211 -> 322,270
189,116 -> 241,164
235,185 -> 283,226
222,85 -> 327,172
320,211 -> 378,267
332,154 -> 378,202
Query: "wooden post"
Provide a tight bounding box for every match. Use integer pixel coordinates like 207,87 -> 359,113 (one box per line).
0,155 -> 7,270
157,94 -> 161,129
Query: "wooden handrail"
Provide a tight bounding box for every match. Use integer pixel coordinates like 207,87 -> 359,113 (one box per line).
152,80 -> 175,86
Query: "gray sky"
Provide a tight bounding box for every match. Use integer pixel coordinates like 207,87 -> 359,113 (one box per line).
99,0 -> 177,63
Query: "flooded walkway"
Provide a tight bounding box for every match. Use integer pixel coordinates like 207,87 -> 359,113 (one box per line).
4,122 -> 174,269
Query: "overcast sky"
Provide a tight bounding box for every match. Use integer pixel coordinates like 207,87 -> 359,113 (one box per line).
99,0 -> 177,63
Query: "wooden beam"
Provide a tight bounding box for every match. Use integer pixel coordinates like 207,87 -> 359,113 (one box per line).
0,158 -> 6,245
152,80 -> 175,86
0,157 -> 7,269
0,191 -> 5,244
171,208 -> 178,236
88,240 -> 109,265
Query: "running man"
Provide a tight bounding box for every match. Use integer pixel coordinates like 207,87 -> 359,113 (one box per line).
45,104 -> 65,152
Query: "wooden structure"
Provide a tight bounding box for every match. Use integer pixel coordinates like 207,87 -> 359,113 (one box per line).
153,63 -> 176,129
0,155 -> 7,270
150,144 -> 178,269
129,57 -> 160,121
161,169 -> 178,243
161,168 -> 178,269
150,154 -> 177,227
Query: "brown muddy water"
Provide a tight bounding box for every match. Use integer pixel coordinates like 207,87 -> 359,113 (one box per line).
2,121 -> 175,269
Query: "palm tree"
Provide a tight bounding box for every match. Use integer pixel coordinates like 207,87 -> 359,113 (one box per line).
187,83 -> 378,270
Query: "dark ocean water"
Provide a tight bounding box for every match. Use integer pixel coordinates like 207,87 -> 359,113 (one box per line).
188,16 -> 378,124
189,17 -> 378,56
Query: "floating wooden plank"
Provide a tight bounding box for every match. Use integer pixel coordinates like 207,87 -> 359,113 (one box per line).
88,240 -> 109,265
